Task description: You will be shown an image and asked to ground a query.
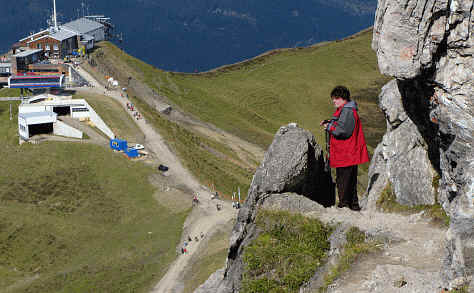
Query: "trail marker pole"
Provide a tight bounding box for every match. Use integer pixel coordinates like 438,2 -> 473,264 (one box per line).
10,103 -> 12,121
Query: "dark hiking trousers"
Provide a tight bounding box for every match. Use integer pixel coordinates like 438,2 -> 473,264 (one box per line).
336,165 -> 359,209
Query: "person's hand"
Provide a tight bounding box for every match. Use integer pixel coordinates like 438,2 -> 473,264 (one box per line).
320,120 -> 330,130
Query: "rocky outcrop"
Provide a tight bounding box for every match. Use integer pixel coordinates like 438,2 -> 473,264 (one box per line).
365,80 -> 437,208
195,124 -> 334,292
370,0 -> 473,288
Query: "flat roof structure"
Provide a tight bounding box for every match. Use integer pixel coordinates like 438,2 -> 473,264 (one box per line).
18,30 -> 49,42
28,30 -> 77,43
62,18 -> 104,35
50,29 -> 77,41
13,49 -> 43,58
19,111 -> 57,125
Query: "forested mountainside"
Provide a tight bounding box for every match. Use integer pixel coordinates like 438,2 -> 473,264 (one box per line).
0,0 -> 376,71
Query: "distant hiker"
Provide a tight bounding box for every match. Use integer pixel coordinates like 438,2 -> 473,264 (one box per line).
200,232 -> 204,239
320,86 -> 369,211
181,247 -> 185,254
192,194 -> 199,206
188,235 -> 192,242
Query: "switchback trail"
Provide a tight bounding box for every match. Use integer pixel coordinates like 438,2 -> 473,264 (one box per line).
74,65 -> 238,293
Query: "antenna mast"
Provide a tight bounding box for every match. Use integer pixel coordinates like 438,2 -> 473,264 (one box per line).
53,0 -> 58,30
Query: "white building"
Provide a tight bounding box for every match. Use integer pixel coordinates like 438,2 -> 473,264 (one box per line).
18,94 -> 114,142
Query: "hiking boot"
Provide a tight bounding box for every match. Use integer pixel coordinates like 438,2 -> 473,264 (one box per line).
350,204 -> 361,211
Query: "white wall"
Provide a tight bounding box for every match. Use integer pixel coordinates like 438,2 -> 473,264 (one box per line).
19,105 -> 48,114
71,107 -> 90,119
18,116 -> 29,139
53,121 -> 83,139
83,100 -> 114,139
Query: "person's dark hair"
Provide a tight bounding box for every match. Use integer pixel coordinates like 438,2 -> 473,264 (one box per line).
330,86 -> 351,101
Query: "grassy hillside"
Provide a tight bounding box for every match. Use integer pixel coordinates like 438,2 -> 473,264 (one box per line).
85,29 -> 387,197
95,29 -> 386,149
0,98 -> 188,292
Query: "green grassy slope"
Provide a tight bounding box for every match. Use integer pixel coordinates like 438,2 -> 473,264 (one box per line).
98,29 -> 387,149
0,100 -> 187,292
88,29 -> 387,197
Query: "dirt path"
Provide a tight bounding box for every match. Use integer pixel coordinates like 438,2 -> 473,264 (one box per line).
307,207 -> 446,292
74,65 -> 238,293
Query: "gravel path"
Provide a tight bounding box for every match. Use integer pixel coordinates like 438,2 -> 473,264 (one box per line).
308,207 -> 447,292
74,65 -> 238,293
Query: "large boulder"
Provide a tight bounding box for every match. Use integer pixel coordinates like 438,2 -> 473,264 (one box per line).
196,124 -> 334,292
371,0 -> 473,288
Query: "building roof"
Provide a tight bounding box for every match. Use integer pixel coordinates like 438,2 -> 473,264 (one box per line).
19,29 -> 49,42
50,29 -> 77,41
62,17 -> 104,35
13,49 -> 43,58
19,111 -> 57,119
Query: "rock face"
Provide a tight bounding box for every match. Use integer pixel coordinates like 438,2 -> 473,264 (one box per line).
370,0 -> 473,288
195,124 -> 334,292
365,80 -> 437,208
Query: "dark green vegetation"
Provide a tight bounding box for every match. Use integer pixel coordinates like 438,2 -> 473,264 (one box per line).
87,29 -> 388,198
319,227 -> 380,292
376,180 -> 450,227
241,210 -> 332,292
0,99 -> 187,292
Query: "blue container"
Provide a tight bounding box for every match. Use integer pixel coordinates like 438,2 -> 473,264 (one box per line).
125,148 -> 139,158
110,139 -> 128,151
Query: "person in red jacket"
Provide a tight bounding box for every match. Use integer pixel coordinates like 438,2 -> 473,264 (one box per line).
321,86 -> 369,211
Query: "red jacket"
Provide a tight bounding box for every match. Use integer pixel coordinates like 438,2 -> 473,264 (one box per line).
327,101 -> 369,168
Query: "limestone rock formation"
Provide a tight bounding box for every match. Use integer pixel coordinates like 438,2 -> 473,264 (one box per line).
370,0 -> 473,288
195,124 -> 334,292
365,80 -> 437,208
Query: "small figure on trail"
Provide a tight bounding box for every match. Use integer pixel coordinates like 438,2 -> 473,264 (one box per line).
188,235 -> 192,242
320,86 -> 369,211
200,232 -> 204,239
181,247 -> 185,254
183,247 -> 187,254
195,236 -> 199,242
184,241 -> 188,247
216,203 -> 222,211
192,194 -> 199,206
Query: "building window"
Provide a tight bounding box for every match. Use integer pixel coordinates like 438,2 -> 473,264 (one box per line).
72,107 -> 89,112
